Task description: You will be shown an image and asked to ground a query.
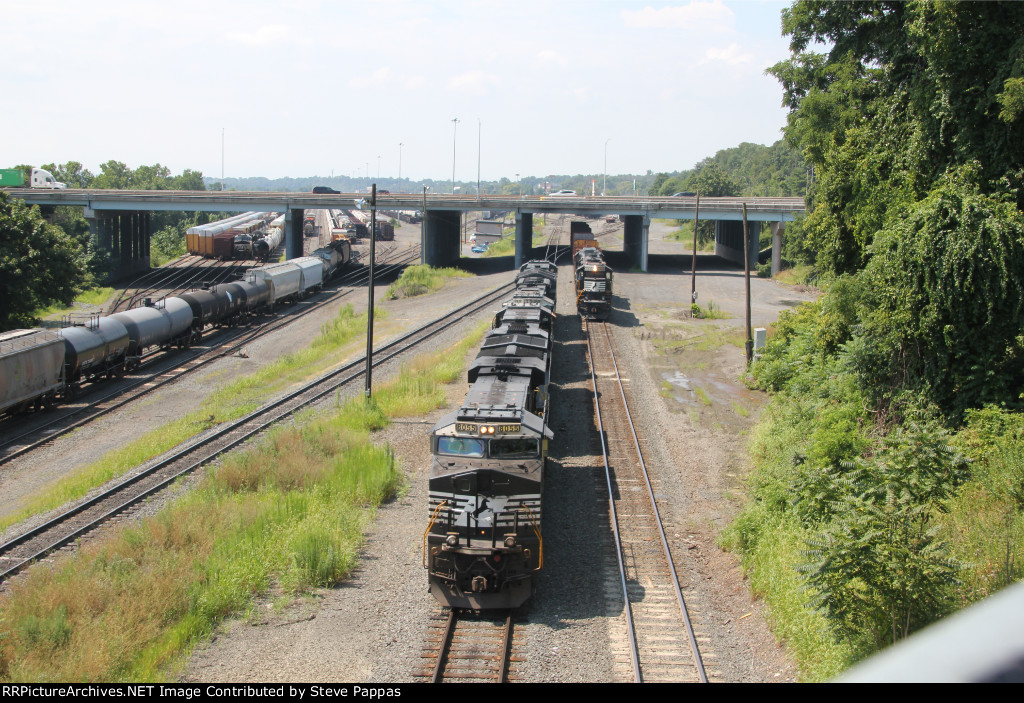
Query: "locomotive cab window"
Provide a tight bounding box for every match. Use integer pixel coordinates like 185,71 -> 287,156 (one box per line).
489,438 -> 540,458
437,436 -> 485,457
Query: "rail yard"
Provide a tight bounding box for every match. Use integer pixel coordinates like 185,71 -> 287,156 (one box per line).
0,214 -> 814,683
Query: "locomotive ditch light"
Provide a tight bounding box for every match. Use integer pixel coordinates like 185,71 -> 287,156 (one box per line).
446,534 -> 459,547
504,536 -> 516,548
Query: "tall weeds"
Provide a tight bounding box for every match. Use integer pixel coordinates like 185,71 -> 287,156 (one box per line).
0,317 -> 488,682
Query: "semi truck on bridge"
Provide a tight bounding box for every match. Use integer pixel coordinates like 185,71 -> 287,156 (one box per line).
0,167 -> 66,189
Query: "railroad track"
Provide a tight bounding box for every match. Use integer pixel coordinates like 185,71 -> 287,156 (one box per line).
585,319 -> 709,683
415,609 -> 521,683
0,245 -> 423,465
0,278 -> 515,584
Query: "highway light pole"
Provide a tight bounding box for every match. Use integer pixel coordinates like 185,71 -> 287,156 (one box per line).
603,138 -> 610,196
451,118 -> 460,194
477,118 -> 482,198
398,142 -> 403,183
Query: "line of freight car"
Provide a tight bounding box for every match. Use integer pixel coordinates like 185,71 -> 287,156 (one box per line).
253,215 -> 286,262
187,212 -> 278,260
424,260 -> 557,609
0,244 -> 351,418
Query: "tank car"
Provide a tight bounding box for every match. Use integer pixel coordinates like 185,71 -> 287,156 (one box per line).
109,297 -> 195,366
425,265 -> 556,609
178,287 -> 236,335
60,316 -> 130,385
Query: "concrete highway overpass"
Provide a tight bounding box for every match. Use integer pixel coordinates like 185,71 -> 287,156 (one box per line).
4,189 -> 805,277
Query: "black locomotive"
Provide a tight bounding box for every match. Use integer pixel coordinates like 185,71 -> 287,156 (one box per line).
424,261 -> 556,609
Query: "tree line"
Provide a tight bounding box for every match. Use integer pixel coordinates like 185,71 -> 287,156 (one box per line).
728,0 -> 1024,678
0,161 -> 208,330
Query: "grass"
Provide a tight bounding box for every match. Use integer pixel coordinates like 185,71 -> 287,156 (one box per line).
385,265 -> 471,300
0,320 -> 491,682
720,510 -> 852,681
691,300 -> 731,320
35,287 -> 115,318
649,324 -> 745,356
694,387 -> 712,406
0,304 -> 378,532
775,265 -> 816,286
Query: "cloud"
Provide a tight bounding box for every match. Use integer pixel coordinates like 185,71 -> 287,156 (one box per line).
700,43 -> 755,66
621,1 -> 734,31
226,24 -> 292,47
445,70 -> 500,95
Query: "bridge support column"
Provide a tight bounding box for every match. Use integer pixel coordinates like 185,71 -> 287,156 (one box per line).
83,209 -> 151,283
771,222 -> 785,276
286,209 -> 303,260
623,215 -> 649,272
514,211 -> 533,269
714,220 -> 762,270
423,210 -> 461,267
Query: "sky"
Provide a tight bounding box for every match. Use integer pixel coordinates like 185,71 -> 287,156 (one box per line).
2,0 -> 795,182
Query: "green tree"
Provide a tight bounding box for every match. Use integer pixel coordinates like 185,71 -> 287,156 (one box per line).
0,191 -> 89,329
770,1 -> 1024,276
803,424 -> 968,650
685,162 -> 740,197
41,161 -> 94,189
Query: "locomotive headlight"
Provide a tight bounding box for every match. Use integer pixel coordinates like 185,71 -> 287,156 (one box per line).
480,425 -> 495,435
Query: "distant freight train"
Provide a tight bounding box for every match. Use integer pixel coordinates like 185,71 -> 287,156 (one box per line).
570,221 -> 613,320
0,240 -> 350,417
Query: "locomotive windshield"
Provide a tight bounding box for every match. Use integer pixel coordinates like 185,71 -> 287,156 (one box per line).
437,436 -> 486,457
490,438 -> 540,458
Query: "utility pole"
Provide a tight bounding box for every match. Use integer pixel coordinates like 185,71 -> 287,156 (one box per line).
477,118 -> 482,199
366,184 -> 377,399
691,192 -> 700,308
743,203 -> 753,366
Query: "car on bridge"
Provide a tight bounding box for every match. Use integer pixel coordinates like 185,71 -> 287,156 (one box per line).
312,186 -> 340,194
550,189 -> 576,196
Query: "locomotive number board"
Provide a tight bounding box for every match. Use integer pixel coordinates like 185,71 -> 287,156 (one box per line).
456,423 -> 522,434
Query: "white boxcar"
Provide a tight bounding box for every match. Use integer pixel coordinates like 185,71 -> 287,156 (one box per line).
0,329 -> 66,414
